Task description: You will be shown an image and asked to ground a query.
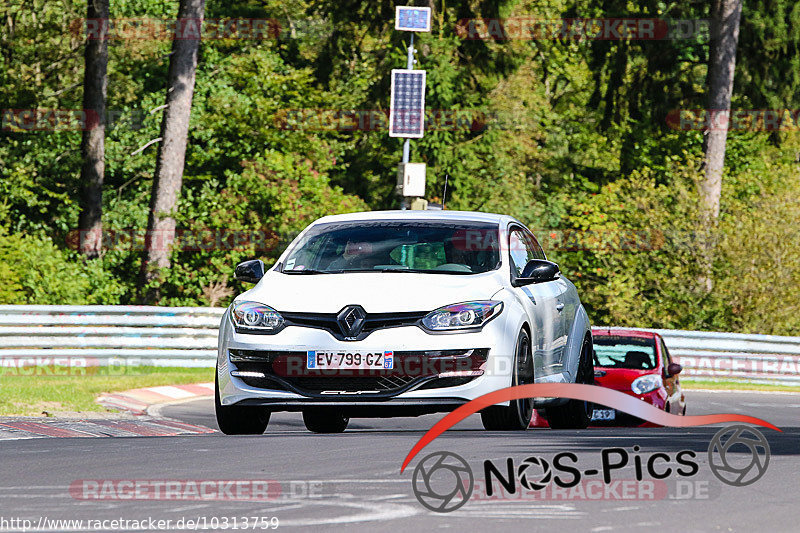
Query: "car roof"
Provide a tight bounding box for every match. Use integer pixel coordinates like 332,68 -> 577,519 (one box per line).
591,327 -> 658,339
313,210 -> 519,226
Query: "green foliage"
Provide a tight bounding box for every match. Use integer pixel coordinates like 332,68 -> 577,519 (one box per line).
551,136 -> 800,335
712,139 -> 800,334
551,157 -> 712,328
737,0 -> 800,123
0,231 -> 125,304
155,150 -> 367,307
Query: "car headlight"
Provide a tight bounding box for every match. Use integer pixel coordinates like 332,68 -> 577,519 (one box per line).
631,374 -> 662,395
421,301 -> 503,331
231,301 -> 284,333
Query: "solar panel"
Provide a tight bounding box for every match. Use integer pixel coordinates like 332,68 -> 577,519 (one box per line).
389,69 -> 426,138
395,6 -> 431,32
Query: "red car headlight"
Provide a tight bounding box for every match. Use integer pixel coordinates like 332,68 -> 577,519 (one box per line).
631,374 -> 662,395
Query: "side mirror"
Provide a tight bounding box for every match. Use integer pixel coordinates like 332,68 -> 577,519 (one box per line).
667,362 -> 683,376
512,259 -> 560,286
234,259 -> 265,284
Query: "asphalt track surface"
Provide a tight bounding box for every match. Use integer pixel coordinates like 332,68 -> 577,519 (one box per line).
0,390 -> 798,532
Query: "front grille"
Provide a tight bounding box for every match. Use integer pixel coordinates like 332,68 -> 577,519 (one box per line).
230,348 -> 488,396
288,375 -> 418,393
417,376 -> 478,390
239,375 -> 290,391
281,310 -> 428,340
229,350 -> 302,363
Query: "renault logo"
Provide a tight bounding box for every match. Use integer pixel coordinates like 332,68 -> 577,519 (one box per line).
337,305 -> 367,337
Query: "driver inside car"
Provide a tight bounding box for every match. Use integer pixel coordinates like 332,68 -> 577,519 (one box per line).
327,240 -> 381,270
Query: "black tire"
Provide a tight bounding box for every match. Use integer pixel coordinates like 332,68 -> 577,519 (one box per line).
546,335 -> 593,430
215,373 -> 270,435
303,410 -> 349,433
481,328 -> 534,431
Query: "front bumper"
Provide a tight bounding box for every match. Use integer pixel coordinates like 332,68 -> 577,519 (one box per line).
589,388 -> 667,426
217,309 -> 516,411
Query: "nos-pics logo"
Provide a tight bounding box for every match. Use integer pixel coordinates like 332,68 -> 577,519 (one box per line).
707,425 -> 770,486
411,452 -> 474,512
411,425 -> 770,513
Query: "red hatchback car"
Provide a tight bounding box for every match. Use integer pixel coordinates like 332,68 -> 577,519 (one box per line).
531,327 -> 686,428
589,327 -> 686,425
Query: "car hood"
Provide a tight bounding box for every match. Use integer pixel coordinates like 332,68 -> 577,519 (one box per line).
594,367 -> 660,391
237,270 -> 506,313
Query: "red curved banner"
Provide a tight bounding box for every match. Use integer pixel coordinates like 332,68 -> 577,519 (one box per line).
400,383 -> 781,473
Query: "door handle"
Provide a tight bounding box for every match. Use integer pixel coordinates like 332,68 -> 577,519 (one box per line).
555,302 -> 565,312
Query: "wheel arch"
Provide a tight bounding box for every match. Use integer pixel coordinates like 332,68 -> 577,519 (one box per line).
563,304 -> 592,383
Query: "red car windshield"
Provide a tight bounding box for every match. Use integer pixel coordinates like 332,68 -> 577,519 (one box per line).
593,336 -> 657,370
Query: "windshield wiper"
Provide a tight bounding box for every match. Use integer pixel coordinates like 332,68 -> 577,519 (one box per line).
283,268 -> 475,274
345,268 -> 412,273
414,269 -> 473,275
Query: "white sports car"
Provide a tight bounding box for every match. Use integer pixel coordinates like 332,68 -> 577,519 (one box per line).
216,210 -> 593,433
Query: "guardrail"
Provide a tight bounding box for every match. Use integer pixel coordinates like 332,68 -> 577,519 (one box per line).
604,327 -> 800,385
0,306 -> 798,384
0,305 -> 224,368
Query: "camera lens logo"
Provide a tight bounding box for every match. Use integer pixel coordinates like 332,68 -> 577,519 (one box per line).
708,425 -> 770,487
517,456 -> 552,491
411,451 -> 473,513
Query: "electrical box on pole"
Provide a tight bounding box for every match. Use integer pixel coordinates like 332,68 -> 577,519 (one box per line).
397,162 -> 427,197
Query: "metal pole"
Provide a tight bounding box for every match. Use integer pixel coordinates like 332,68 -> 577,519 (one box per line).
406,31 -> 415,74
402,32 -> 415,164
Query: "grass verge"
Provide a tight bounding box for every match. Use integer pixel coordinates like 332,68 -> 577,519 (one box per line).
3,369 -> 798,417
0,366 -> 213,416
682,379 -> 800,393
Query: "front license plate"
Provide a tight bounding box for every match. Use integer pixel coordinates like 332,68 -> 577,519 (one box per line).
306,350 -> 394,370
591,409 -> 616,421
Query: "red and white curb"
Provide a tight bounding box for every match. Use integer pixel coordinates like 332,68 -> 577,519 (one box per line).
0,417 -> 215,440
0,384 -> 217,440
97,382 -> 215,416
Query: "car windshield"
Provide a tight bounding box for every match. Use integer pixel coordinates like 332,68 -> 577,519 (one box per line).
281,220 -> 500,275
593,335 -> 657,370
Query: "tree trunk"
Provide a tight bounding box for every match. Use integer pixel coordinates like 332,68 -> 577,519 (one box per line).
701,0 -> 743,220
77,0 -> 109,258
138,0 -> 206,303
